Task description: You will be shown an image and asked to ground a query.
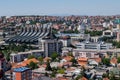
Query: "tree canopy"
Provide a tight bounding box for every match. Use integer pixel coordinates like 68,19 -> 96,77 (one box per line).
117,57 -> 120,63
28,55 -> 35,59
28,61 -> 38,70
50,52 -> 59,61
102,58 -> 110,66
46,62 -> 52,71
85,30 -> 102,36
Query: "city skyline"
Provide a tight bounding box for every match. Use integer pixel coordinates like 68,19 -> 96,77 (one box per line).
0,0 -> 120,16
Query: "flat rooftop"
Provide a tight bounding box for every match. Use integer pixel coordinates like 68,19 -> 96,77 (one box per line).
13,67 -> 30,72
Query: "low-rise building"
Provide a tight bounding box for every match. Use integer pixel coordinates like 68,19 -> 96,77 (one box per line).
10,50 -> 44,63
103,30 -> 113,37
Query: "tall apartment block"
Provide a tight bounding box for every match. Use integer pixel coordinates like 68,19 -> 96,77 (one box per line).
39,27 -> 63,57
42,39 -> 63,57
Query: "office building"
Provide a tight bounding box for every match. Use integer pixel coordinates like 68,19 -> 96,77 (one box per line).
41,39 -> 62,57
12,67 -> 32,80
39,28 -> 63,57
59,36 -> 71,47
10,50 -> 44,63
75,41 -> 112,50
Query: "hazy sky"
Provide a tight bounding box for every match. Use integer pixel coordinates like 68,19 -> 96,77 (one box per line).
0,0 -> 120,16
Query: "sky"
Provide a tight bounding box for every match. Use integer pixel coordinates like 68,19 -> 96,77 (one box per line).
0,0 -> 120,16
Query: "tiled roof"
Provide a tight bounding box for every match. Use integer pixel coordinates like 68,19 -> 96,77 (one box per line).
64,56 -> 73,61
12,58 -> 39,68
54,77 -> 69,80
13,67 -> 30,72
22,58 -> 39,65
43,57 -> 51,62
78,57 -> 88,61
103,78 -> 109,80
77,57 -> 88,66
110,57 -> 117,64
78,62 -> 87,66
81,77 -> 88,80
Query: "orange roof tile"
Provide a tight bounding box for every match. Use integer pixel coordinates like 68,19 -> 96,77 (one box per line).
22,58 -> 39,65
78,57 -> 88,61
94,58 -> 101,63
12,63 -> 26,68
63,62 -> 72,66
64,56 -> 73,61
66,67 -> 75,71
77,57 -> 88,66
110,57 -> 117,64
12,58 -> 39,68
55,77 -> 69,80
43,57 -> 51,62
40,64 -> 47,68
81,77 -> 88,80
103,78 -> 109,80
78,62 -> 87,66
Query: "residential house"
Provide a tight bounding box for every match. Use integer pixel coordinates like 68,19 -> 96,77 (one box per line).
77,57 -> 88,66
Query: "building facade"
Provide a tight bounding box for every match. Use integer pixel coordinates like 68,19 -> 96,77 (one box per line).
41,39 -> 63,57
12,67 -> 32,80
10,50 -> 44,63
75,41 -> 112,50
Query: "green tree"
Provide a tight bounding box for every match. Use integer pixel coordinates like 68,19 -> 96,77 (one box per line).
102,73 -> 108,78
28,55 -> 35,59
51,52 -> 58,61
102,58 -> 110,66
57,69 -> 65,74
68,52 -> 73,57
70,58 -> 77,63
46,62 -> 52,71
51,72 -> 56,77
70,58 -> 77,66
28,61 -> 38,69
109,72 -> 115,80
38,56 -> 43,62
85,30 -> 102,36
117,57 -> 120,63
75,75 -> 82,80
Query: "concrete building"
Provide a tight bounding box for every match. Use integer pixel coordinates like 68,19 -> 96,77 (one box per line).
39,28 -> 63,57
12,67 -> 32,80
103,30 -> 113,37
75,41 -> 112,50
10,50 -> 44,63
56,33 -> 90,42
59,36 -> 71,47
72,50 -> 99,59
90,36 -> 102,42
41,39 -> 62,57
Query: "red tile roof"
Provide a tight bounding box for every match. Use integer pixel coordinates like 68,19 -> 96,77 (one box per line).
110,57 -> 117,64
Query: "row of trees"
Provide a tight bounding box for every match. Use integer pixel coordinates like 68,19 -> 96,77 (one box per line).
102,57 -> 120,66
62,29 -> 79,34
85,30 -> 102,36
0,43 -> 34,61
